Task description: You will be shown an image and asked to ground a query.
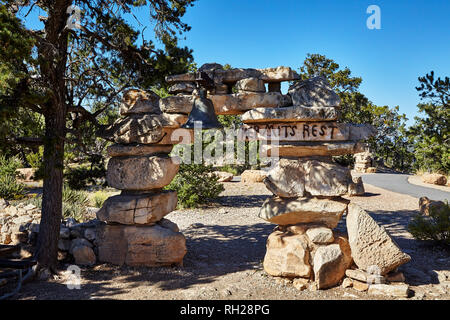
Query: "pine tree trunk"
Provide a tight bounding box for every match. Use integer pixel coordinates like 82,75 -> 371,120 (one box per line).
35,113 -> 65,272
34,0 -> 71,272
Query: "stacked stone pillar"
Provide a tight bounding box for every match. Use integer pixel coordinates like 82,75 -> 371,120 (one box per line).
96,90 -> 189,267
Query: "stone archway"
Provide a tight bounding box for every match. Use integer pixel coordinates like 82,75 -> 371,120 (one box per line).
96,63 -> 410,290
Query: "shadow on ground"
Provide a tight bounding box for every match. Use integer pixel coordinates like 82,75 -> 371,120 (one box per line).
3,222 -> 274,300
4,199 -> 449,299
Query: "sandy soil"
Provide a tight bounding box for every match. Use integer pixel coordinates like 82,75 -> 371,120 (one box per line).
2,181 -> 449,300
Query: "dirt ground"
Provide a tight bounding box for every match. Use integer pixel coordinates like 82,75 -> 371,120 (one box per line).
2,181 -> 450,300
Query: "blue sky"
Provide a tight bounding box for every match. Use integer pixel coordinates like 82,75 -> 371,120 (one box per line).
21,0 -> 450,126
151,0 -> 450,125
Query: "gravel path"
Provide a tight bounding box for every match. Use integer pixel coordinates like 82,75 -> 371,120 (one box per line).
3,181 -> 449,300
362,173 -> 450,202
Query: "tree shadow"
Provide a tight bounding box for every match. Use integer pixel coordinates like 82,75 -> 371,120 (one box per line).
6,222 -> 275,300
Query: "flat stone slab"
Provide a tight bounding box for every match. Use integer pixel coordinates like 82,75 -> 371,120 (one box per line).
97,222 -> 186,267
165,66 -> 300,84
96,191 -> 177,225
346,203 -> 411,275
259,196 -> 348,228
288,76 -> 340,108
239,122 -> 346,142
261,141 -> 367,157
241,106 -> 338,123
102,114 -> 188,144
106,156 -> 179,191
160,93 -> 291,115
239,123 -> 375,142
120,89 -> 161,116
107,144 -> 173,157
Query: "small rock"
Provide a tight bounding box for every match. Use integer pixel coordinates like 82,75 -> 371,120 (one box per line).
70,238 -> 93,254
275,277 -> 292,286
190,223 -> 205,229
352,279 -> 369,292
293,278 -> 308,291
70,228 -> 82,238
84,228 -> 96,241
60,227 -> 70,239
72,245 -> 96,266
0,198 -> 9,211
221,289 -> 232,297
345,269 -> 385,284
23,204 -> 37,211
342,277 -> 353,288
65,218 -> 78,228
368,283 -> 409,298
306,226 -> 334,244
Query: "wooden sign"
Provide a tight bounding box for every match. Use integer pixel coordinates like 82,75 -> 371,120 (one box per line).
237,122 -> 349,142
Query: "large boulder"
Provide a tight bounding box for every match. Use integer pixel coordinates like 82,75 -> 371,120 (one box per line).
212,171 -> 234,182
313,236 -> 353,289
421,173 -> 447,186
288,76 -> 340,108
159,95 -> 194,114
263,158 -> 306,197
72,245 -> 96,266
96,191 -> 177,225
303,159 -> 352,196
263,158 -> 352,197
419,196 -> 446,216
102,114 -> 186,144
346,204 -> 411,275
120,89 -> 161,116
263,230 -> 312,278
259,196 -> 348,228
97,222 -> 186,267
241,170 -> 267,183
348,176 -> 365,196
107,156 -> 179,190
235,77 -> 266,93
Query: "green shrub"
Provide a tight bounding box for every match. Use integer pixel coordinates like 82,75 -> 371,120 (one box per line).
165,164 -> 225,208
65,164 -> 106,190
0,155 -> 22,177
92,190 -> 110,208
25,146 -> 43,169
408,202 -> 450,246
18,185 -> 90,221
0,175 -> 25,200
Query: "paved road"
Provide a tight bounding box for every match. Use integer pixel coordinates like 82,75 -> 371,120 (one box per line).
362,173 -> 450,202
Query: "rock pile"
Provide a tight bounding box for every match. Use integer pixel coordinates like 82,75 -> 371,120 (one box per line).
239,75 -> 412,291
354,151 -> 376,173
0,200 -> 100,266
97,89 -> 187,267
